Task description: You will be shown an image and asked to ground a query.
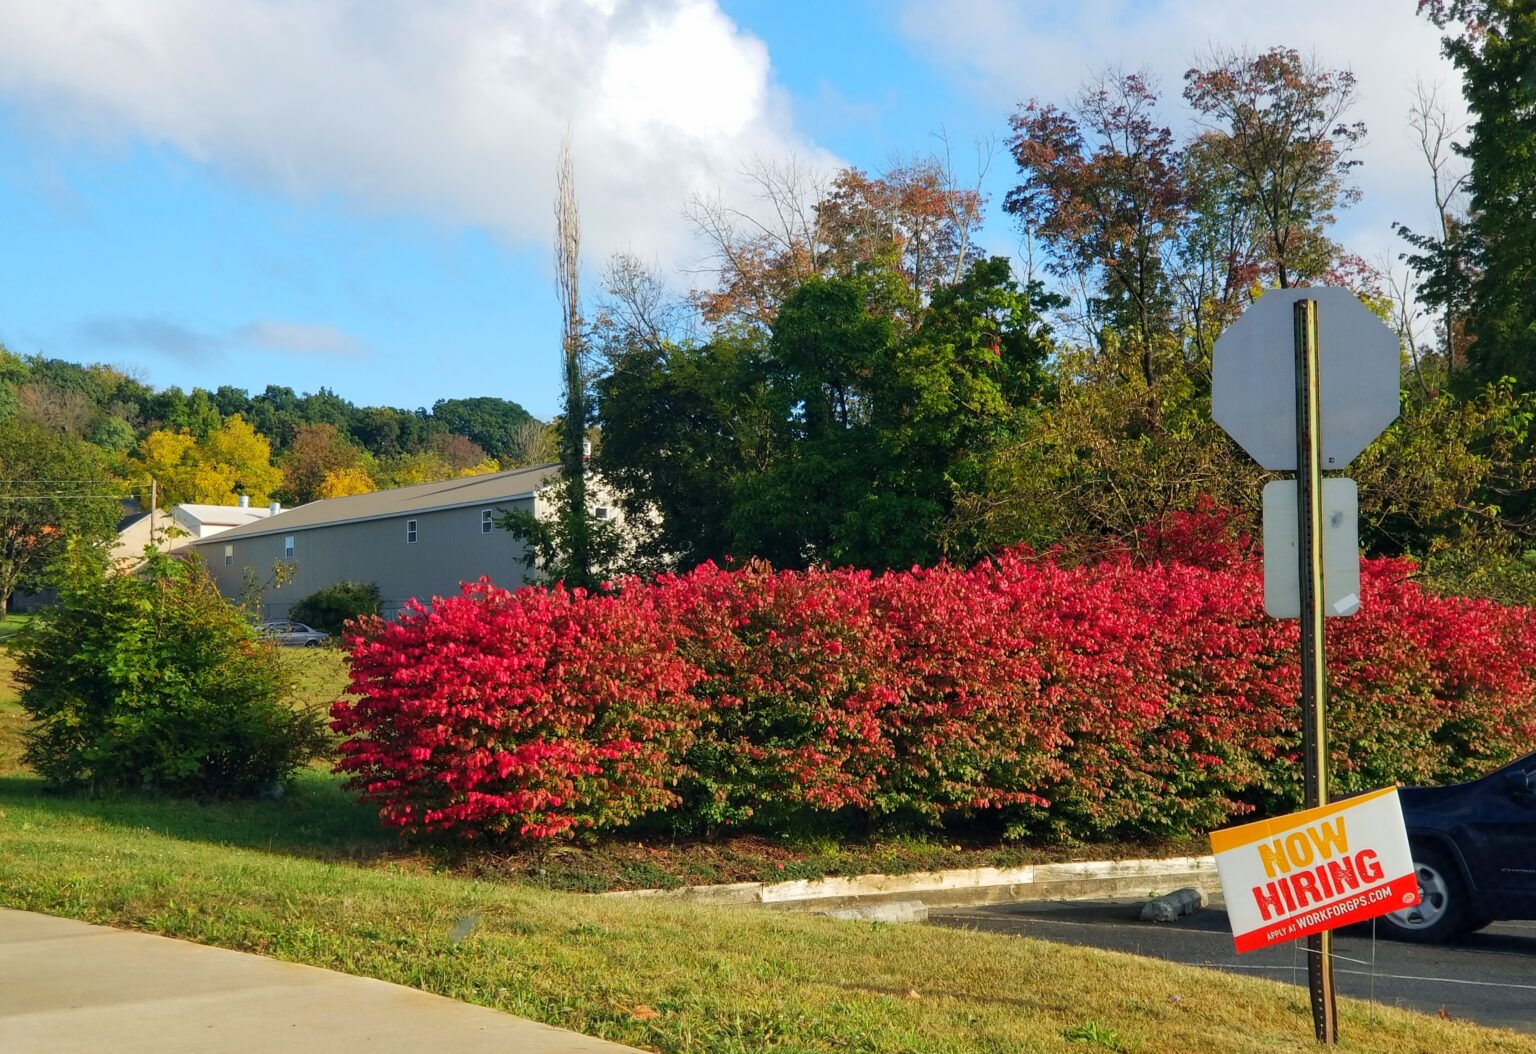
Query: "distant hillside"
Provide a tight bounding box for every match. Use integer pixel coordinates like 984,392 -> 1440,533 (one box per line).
0,344 -> 556,507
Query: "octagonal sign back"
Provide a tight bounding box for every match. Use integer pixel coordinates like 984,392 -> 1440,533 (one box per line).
1212,287 -> 1400,471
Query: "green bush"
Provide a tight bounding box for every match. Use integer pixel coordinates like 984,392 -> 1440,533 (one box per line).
11,544 -> 329,797
289,580 -> 383,638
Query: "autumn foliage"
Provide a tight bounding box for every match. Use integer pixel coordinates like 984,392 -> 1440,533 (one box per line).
332,513 -> 1536,841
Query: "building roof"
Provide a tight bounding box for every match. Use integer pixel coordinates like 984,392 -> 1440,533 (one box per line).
117,509 -> 150,535
175,503 -> 277,529
190,463 -> 559,546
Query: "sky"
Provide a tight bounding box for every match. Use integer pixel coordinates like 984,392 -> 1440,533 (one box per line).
0,1 -> 1466,422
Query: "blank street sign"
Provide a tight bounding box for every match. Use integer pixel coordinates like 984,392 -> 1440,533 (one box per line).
1262,478 -> 1360,619
1212,288 -> 1399,471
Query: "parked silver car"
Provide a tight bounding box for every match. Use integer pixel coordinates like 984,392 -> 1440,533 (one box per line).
259,621 -> 330,647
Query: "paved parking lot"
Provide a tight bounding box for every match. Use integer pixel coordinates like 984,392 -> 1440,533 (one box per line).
930,898 -> 1536,1034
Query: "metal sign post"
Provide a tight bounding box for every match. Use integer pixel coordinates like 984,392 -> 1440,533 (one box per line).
1211,286 -> 1399,1046
1293,299 -> 1337,1043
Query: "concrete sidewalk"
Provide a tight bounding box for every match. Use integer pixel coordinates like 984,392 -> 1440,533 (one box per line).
0,909 -> 643,1054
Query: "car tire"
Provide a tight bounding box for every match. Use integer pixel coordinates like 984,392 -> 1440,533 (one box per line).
1378,843 -> 1470,943
304,639 -> 320,648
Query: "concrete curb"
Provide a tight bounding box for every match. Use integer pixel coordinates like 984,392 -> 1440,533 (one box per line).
603,855 -> 1219,913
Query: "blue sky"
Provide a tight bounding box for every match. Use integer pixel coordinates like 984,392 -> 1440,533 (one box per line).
0,2 -> 1462,422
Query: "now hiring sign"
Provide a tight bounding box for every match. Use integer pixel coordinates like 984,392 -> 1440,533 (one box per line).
1210,787 -> 1420,953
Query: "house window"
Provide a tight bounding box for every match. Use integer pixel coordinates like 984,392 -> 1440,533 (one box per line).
595,507 -> 610,521
283,536 -> 294,560
406,519 -> 418,544
223,544 -> 233,566
481,509 -> 493,534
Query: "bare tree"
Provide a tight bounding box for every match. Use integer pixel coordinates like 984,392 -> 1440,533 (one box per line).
505,417 -> 559,468
1408,78 -> 1471,371
16,382 -> 96,436
597,251 -> 689,357
554,132 -> 593,584
931,128 -> 996,286
1381,254 -> 1434,397
683,156 -> 828,328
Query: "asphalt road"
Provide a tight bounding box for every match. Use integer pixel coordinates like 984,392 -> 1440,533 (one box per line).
930,898 -> 1536,1035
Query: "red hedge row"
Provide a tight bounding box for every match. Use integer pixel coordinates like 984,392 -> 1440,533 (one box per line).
331,528 -> 1536,841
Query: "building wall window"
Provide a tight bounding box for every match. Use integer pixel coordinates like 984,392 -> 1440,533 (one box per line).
283,536 -> 294,560
594,506 -> 610,521
481,509 -> 493,535
406,519 -> 418,544
224,544 -> 233,566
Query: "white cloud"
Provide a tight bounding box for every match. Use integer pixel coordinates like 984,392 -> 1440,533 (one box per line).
0,0 -> 834,265
231,321 -> 369,358
898,0 -> 1469,274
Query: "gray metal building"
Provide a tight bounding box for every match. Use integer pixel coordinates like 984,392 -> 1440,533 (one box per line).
192,464 -> 559,618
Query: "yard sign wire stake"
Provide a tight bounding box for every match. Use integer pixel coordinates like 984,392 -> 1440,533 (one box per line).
1369,917 -> 1378,1023
1292,937 -> 1300,996
1295,298 -> 1339,1044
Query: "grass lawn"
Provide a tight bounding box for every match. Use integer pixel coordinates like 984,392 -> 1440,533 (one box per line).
2,645 -> 1534,1051
2,779 -> 1532,1054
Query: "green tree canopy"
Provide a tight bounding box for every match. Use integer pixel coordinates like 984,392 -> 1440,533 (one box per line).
594,330 -> 776,572
596,257 -> 1057,572
429,397 -> 535,463
0,420 -> 123,611
1422,0 -> 1536,391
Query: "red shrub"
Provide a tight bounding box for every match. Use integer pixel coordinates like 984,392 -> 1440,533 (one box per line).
651,561 -> 902,827
1323,559 -> 1536,798
331,579 -> 701,838
868,559 -> 1061,822
999,554 -> 1297,839
330,532 -> 1536,842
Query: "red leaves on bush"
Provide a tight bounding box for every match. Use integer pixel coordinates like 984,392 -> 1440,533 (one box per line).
332,579 -> 702,838
331,548 -> 1536,842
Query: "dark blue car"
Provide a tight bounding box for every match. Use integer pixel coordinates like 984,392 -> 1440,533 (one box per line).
1380,750 -> 1536,942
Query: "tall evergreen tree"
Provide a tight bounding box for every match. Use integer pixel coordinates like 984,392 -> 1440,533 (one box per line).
1422,0 -> 1536,389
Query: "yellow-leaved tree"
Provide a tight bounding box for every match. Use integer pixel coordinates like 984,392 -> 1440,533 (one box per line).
134,414 -> 281,506
319,466 -> 376,499
457,456 -> 501,477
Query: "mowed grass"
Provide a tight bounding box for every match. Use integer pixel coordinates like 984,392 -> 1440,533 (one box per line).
1,645 -> 1534,1051
2,794 -> 1531,1054
0,612 -> 32,640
